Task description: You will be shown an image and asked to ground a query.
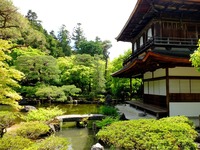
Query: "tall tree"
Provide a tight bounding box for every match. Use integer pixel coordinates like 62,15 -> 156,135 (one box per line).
78,40 -> 103,56
0,2 -> 47,50
57,54 -> 106,95
57,24 -> 72,56
102,40 -> 112,78
15,55 -> 60,85
25,10 -> 38,23
25,10 -> 43,31
0,0 -> 18,29
92,55 -> 106,94
0,0 -> 24,39
72,23 -> 86,50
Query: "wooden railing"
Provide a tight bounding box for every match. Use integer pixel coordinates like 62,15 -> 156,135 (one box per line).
154,37 -> 198,46
123,37 -> 199,66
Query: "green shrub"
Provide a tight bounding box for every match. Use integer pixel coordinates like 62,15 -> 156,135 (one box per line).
160,115 -> 194,127
97,116 -> 198,149
16,121 -> 50,140
21,107 -> 64,121
95,117 -> 119,129
0,134 -> 33,150
0,105 -> 18,112
0,111 -> 19,127
99,105 -> 119,117
25,135 -> 69,150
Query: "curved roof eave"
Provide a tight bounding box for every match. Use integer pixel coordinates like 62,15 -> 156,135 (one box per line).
111,51 -> 191,78
116,0 -> 150,42
115,0 -> 141,41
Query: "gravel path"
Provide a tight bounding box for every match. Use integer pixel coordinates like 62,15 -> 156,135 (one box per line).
115,104 -> 155,120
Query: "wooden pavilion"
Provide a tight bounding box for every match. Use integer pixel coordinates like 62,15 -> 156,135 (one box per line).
112,0 -> 200,118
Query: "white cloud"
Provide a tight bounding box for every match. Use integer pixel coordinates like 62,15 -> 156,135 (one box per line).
12,0 -> 136,60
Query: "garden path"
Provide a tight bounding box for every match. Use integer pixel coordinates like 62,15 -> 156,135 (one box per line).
115,104 -> 156,120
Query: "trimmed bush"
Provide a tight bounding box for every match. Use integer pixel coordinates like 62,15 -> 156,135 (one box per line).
21,107 -> 64,122
16,121 -> 50,140
99,105 -> 119,117
95,117 -> 119,129
97,116 -> 198,149
0,111 -> 19,127
24,135 -> 69,150
0,134 -> 33,150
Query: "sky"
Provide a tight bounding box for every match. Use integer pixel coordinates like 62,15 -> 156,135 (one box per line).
12,0 -> 136,60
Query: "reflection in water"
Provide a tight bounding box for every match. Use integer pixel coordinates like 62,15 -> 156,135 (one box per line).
56,125 -> 97,150
50,104 -> 100,115
54,104 -> 100,149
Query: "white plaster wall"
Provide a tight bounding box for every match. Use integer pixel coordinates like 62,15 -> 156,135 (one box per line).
169,79 -> 179,93
154,81 -> 159,95
169,102 -> 200,117
144,82 -> 149,94
169,67 -> 200,76
154,68 -> 166,78
191,80 -> 200,93
169,79 -> 190,93
149,81 -> 154,94
170,79 -> 200,93
159,80 -> 166,95
180,80 -> 190,93
144,72 -> 152,79
144,80 -> 166,95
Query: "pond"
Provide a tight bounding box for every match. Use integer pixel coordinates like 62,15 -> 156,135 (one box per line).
56,124 -> 97,150
46,104 -> 102,150
0,104 -> 105,149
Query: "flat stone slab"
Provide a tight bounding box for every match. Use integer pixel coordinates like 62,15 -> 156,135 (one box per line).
56,114 -> 104,122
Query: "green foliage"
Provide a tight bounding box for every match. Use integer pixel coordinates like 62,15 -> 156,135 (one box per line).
66,64 -> 91,93
35,85 -> 67,102
78,40 -> 103,56
62,85 -> 81,97
21,107 -> 64,122
110,49 -> 142,98
92,55 -> 106,94
0,134 -> 33,150
97,116 -> 198,149
58,54 -> 106,96
25,135 -> 69,150
10,47 -> 45,63
0,39 -> 24,108
0,0 -> 25,40
20,86 -> 37,98
35,85 -> 81,102
16,121 -> 50,140
159,115 -> 195,127
0,111 -> 18,127
15,55 -> 60,85
95,117 -> 119,129
190,40 -> 200,72
57,24 -> 72,56
72,23 -> 86,50
99,106 -> 119,117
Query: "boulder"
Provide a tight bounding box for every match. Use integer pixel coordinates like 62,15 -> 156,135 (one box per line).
91,143 -> 104,150
20,105 -> 37,112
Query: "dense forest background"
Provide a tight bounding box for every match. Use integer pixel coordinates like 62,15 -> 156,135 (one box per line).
0,0 -> 142,107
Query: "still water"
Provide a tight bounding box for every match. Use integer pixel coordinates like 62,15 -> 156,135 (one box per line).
56,125 -> 97,150
54,104 -> 100,150
1,104 -> 102,149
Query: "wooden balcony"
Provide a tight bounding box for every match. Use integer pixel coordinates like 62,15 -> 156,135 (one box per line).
123,37 -> 199,66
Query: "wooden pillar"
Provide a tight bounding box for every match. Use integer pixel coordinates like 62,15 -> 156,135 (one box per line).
166,68 -> 170,116
130,77 -> 132,100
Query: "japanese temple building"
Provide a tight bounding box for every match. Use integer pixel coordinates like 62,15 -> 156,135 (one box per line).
112,0 -> 200,118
